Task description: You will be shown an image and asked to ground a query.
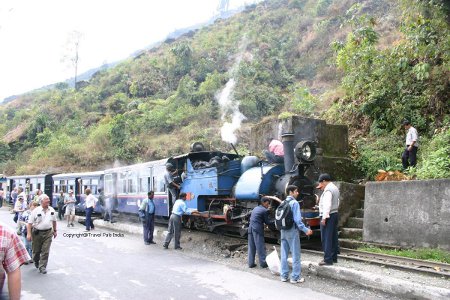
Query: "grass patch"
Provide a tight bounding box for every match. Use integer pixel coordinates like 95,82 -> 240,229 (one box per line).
358,246 -> 450,264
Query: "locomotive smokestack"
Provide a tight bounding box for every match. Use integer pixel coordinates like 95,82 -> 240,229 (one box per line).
281,133 -> 295,173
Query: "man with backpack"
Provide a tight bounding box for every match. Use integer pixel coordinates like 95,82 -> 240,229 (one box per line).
277,185 -> 312,284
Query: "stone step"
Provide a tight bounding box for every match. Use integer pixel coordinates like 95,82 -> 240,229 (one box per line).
354,208 -> 364,218
339,228 -> 363,240
346,217 -> 364,229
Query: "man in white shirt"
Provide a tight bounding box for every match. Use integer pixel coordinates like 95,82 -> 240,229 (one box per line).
401,120 -> 419,170
26,194 -> 57,274
316,173 -> 339,266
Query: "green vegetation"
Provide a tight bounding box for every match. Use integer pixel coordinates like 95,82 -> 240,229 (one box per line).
358,246 -> 450,264
0,0 -> 448,180
326,0 -> 450,179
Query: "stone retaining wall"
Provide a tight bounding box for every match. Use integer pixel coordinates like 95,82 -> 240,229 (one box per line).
363,179 -> 450,250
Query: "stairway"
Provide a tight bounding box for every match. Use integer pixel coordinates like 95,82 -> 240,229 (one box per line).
339,198 -> 365,249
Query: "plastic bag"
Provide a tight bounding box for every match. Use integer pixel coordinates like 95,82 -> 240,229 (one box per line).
266,246 -> 281,275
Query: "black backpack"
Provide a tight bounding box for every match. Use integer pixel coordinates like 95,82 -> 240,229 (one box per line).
275,199 -> 294,230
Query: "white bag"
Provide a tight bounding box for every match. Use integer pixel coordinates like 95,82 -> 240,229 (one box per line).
266,246 -> 281,275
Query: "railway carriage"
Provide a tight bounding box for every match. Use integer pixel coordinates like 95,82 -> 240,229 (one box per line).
7,174 -> 54,203
103,159 -> 168,216
52,171 -> 104,213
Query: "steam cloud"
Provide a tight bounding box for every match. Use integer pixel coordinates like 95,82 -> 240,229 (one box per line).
216,36 -> 248,145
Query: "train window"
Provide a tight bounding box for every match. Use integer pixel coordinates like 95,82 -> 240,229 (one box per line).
138,178 -> 144,193
68,180 -> 75,186
69,185 -> 74,192
128,177 -> 136,193
54,185 -> 59,193
30,184 -> 33,192
105,174 -> 113,194
159,177 -> 166,192
118,173 -> 127,194
92,179 -> 99,185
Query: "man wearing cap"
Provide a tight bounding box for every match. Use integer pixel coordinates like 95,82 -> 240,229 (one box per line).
316,173 -> 339,266
164,163 -> 180,202
402,120 -> 419,170
64,190 -> 76,227
26,194 -> 57,274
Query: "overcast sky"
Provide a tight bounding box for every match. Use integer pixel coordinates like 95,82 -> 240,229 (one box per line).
0,0 -> 254,101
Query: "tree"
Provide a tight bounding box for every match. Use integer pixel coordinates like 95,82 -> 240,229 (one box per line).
61,30 -> 83,90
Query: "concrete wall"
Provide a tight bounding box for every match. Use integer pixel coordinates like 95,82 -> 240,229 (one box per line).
363,179 -> 450,250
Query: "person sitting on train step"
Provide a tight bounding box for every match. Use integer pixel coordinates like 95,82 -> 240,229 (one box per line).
64,190 -> 76,227
263,137 -> 284,164
140,191 -> 156,245
248,197 -> 275,269
163,193 -> 199,250
164,163 -> 180,201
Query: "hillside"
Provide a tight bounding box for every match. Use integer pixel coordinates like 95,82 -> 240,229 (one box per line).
0,0 -> 448,180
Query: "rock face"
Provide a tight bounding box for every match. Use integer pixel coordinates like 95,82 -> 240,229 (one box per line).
250,116 -> 360,182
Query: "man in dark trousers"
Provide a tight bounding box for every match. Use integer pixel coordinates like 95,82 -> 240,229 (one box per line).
316,173 -> 340,266
140,191 -> 156,245
248,197 -> 274,268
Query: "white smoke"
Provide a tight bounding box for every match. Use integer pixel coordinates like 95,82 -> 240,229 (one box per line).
216,36 -> 249,145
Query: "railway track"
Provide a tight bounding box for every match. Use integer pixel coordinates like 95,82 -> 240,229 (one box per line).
303,247 -> 450,279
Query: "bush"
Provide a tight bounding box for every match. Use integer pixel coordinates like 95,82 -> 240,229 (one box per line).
414,128 -> 450,179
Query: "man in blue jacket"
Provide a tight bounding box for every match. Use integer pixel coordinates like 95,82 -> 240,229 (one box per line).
248,197 -> 274,268
280,185 -> 313,284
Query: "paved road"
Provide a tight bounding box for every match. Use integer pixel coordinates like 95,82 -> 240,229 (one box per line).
0,207 -> 340,300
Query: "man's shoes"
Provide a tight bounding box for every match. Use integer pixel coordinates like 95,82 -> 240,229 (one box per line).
290,277 -> 305,284
144,242 -> 151,245
163,245 -> 168,249
39,268 -> 47,274
149,241 -> 156,244
260,262 -> 268,268
280,277 -> 288,282
71,223 -> 74,227
333,259 -> 338,263
67,224 -> 70,227
34,261 -> 39,269
29,259 -> 34,263
319,260 -> 333,266
175,247 -> 183,250
248,263 -> 257,268
23,261 -> 29,265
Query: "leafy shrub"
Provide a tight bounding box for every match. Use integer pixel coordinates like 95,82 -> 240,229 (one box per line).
414,128 -> 450,179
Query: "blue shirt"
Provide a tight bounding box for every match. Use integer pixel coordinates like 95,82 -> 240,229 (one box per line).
172,199 -> 192,216
147,198 -> 155,214
286,196 -> 309,234
140,198 -> 155,214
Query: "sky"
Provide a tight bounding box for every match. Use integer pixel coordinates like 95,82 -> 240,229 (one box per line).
0,0 -> 254,102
